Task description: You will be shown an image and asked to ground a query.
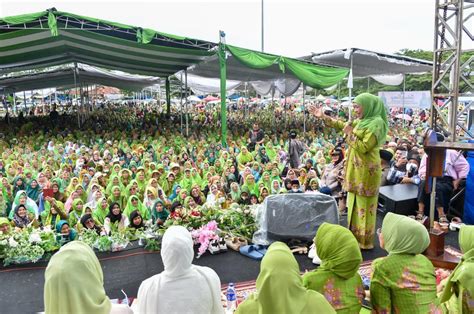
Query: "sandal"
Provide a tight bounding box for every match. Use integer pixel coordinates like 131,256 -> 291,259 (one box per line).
225,237 -> 248,251
439,216 -> 449,224
290,246 -> 308,254
438,216 -> 449,232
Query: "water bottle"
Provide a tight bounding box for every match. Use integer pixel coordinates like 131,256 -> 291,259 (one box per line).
226,283 -> 237,313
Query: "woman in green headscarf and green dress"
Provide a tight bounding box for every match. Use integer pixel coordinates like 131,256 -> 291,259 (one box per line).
236,241 -> 335,314
124,195 -> 150,221
237,146 -> 254,171
68,198 -> 84,228
370,213 -> 441,313
44,241 -> 131,314
310,93 -> 388,249
439,225 -> 474,313
93,197 -> 109,226
303,223 -> 364,313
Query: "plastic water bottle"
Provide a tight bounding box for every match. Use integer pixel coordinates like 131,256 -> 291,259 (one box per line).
226,283 -> 237,313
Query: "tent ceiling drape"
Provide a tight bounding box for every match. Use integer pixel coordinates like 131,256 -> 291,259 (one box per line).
0,10 -> 215,77
300,48 -> 432,86
0,63 -> 161,92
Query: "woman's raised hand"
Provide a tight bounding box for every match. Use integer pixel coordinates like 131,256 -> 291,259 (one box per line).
308,104 -> 323,118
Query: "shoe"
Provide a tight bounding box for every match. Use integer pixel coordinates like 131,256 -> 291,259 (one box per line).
308,243 -> 316,259
208,240 -> 220,254
218,238 -> 227,252
449,217 -> 464,231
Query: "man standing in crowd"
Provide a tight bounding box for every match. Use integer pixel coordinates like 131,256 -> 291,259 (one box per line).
247,123 -> 264,152
288,130 -> 307,169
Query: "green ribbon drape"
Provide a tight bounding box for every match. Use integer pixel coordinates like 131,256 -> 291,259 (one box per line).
226,44 -> 348,89
219,41 -> 227,147
1,11 -> 58,37
137,28 -> 156,44
48,11 -> 58,37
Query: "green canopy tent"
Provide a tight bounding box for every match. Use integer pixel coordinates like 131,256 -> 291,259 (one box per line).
1,9 -> 349,145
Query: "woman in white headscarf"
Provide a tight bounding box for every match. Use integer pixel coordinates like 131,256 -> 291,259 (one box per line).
135,226 -> 224,314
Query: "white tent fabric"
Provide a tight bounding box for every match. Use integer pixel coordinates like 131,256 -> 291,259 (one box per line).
250,78 -> 301,97
309,48 -> 432,77
0,63 -> 160,93
175,72 -> 242,94
370,74 -> 404,86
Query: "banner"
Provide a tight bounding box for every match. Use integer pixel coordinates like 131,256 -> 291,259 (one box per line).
378,91 -> 431,109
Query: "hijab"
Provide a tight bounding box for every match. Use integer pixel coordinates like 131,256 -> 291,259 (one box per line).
315,223 -> 362,279
151,199 -> 169,223
44,241 -> 111,314
13,204 -> 31,228
381,212 -> 430,255
353,93 -> 388,147
440,226 -> 474,307
26,179 -> 41,202
106,202 -> 122,224
236,242 -> 335,314
135,226 -> 223,314
129,210 -> 144,229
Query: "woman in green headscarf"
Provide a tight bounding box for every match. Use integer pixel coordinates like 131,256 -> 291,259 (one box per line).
107,185 -> 126,210
440,225 -> 474,313
370,213 -> 441,313
68,198 -> 84,228
150,199 -> 169,226
44,241 -> 130,314
242,174 -> 260,198
303,223 -> 364,313
236,241 -> 335,314
26,178 -> 41,204
310,93 -> 388,249
93,197 -> 109,226
237,146 -> 254,171
124,195 -> 150,221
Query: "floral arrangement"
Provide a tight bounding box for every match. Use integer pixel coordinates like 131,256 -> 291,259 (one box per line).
191,220 -> 220,258
0,204 -> 257,266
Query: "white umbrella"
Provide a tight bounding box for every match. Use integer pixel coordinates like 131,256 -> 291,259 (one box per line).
316,94 -> 326,102
187,95 -> 202,102
395,113 -> 412,121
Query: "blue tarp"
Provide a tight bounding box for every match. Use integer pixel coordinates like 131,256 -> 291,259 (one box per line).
464,140 -> 474,224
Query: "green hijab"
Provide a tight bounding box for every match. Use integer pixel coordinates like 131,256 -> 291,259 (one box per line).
44,241 -> 111,314
236,242 -> 335,314
315,223 -> 362,279
440,226 -> 474,308
381,212 -> 430,255
353,93 -> 388,147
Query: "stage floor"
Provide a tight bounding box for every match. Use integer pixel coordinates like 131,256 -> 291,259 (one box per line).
0,213 -> 461,313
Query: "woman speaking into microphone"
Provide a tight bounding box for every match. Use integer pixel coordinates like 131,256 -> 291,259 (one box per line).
310,93 -> 388,249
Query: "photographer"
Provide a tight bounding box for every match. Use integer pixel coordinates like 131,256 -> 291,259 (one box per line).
247,123 -> 264,152
288,130 -> 307,169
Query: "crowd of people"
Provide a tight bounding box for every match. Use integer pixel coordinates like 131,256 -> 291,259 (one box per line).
0,92 -> 472,313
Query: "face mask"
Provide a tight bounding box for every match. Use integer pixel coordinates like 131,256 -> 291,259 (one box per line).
292,188 -> 299,192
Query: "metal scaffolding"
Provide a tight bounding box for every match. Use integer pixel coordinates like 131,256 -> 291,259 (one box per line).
431,0 -> 474,142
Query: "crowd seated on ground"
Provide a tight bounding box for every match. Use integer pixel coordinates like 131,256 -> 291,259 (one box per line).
0,101 -> 471,313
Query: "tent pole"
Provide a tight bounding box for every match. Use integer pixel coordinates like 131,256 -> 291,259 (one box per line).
402,74 -> 406,128
303,84 -> 306,135
73,62 -> 80,127
218,30 -> 227,147
13,91 -> 17,117
166,77 -> 171,118
185,70 -> 189,137
23,91 -> 27,113
180,72 -> 184,135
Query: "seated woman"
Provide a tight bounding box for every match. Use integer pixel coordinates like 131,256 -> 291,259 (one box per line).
44,241 -> 132,314
12,204 -> 36,229
104,202 -> 129,235
371,213 -> 441,313
55,220 -> 77,246
439,225 -> 474,313
303,223 -> 364,313
151,200 -> 169,226
9,190 -> 39,220
0,217 -> 11,234
236,242 -> 335,314
129,210 -> 145,230
80,214 -> 106,236
40,196 -> 68,229
135,226 -> 223,314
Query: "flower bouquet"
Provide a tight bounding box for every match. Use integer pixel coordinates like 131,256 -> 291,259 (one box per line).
191,220 -> 220,258
2,231 -> 45,266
